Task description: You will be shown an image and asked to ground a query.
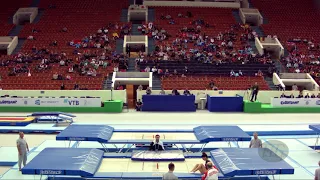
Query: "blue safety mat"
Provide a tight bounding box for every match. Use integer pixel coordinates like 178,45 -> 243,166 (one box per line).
30,112 -> 76,117
131,150 -> 185,161
309,124 -> 320,132
22,148 -> 104,177
56,125 -> 114,142
193,126 -> 251,142
210,148 -> 294,177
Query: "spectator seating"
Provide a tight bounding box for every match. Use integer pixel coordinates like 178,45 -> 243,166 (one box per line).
0,0 -> 129,90
0,0 -> 32,36
161,76 -> 269,90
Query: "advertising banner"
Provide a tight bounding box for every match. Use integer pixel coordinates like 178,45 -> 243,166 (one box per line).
271,98 -> 320,107
0,97 -> 101,107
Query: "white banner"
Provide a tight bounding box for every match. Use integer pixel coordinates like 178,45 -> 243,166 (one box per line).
0,97 -> 101,107
271,98 -> 320,107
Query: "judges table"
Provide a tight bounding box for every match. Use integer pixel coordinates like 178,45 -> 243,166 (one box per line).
207,95 -> 243,112
271,98 -> 320,107
142,95 -> 196,112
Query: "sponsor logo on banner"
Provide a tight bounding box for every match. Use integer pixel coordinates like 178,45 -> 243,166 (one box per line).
280,101 -> 299,105
316,100 -> 320,105
254,170 -> 277,175
35,99 -> 59,105
0,100 -> 18,104
40,170 -> 62,175
24,100 -> 28,105
35,100 -> 41,105
305,100 -> 310,105
222,138 -> 239,141
64,99 -> 80,106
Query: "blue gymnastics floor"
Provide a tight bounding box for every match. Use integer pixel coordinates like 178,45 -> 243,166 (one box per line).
0,136 -> 319,179
0,111 -> 320,180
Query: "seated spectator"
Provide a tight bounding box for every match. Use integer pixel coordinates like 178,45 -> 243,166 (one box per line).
209,80 -> 215,89
68,66 -> 74,73
239,70 -> 243,76
230,70 -> 235,77
159,88 -> 166,95
292,84 -> 298,91
62,27 -> 68,32
138,85 -> 143,91
305,93 -> 310,98
51,40 -> 58,46
164,69 -> 170,76
66,75 -> 71,80
173,69 -> 178,75
181,74 -> 186,78
183,88 -> 191,96
256,70 -> 263,77
74,83 -> 80,90
114,66 -> 119,72
52,72 -> 58,80
311,94 -> 316,98
60,60 -> 65,66
145,66 -> 150,72
27,35 -> 35,40
295,68 -> 300,73
151,66 -> 157,73
146,87 -> 152,95
60,83 -> 65,90
136,99 -> 143,111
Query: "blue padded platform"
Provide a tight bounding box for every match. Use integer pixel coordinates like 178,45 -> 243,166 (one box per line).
141,95 -> 196,112
56,124 -> 114,142
22,148 -> 104,177
309,124 -> 320,133
30,112 -> 76,117
193,126 -> 251,142
210,148 -> 294,177
131,150 -> 185,161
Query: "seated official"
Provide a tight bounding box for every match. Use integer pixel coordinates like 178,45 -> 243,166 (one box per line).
172,89 -> 180,96
311,94 -> 316,98
296,92 -> 303,98
183,89 -> 191,96
280,93 -> 287,98
305,93 -> 310,98
136,99 -> 143,111
289,93 -> 294,98
149,134 -> 165,151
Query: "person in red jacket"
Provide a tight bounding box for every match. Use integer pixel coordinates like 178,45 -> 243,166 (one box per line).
202,162 -> 219,180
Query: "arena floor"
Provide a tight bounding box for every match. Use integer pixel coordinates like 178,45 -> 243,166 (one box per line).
0,110 -> 319,179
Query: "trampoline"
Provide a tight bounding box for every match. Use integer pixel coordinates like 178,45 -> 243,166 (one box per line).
56,125 -> 252,152
309,124 -> 320,149
22,148 -> 292,179
28,112 -> 75,124
0,117 -> 35,126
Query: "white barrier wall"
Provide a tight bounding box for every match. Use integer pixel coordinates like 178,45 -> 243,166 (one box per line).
0,97 -> 102,107
137,90 -> 301,104
0,90 -> 127,103
272,98 -> 320,107
7,36 -> 18,55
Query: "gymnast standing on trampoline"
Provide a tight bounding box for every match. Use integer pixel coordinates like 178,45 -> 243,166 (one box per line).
190,152 -> 213,174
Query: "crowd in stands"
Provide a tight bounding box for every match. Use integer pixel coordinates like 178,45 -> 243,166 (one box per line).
284,38 -> 320,76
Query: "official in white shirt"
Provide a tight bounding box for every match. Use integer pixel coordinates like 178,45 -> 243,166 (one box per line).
249,132 -> 262,148
149,134 -> 165,151
17,132 -> 29,171
315,161 -> 320,180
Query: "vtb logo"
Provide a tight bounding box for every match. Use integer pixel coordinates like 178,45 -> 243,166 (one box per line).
68,100 -> 79,105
